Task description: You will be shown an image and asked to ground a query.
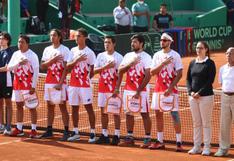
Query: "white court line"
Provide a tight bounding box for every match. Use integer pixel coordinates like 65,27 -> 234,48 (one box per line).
0,138 -> 31,146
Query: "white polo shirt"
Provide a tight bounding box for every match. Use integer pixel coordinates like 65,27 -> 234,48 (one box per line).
219,64 -> 234,92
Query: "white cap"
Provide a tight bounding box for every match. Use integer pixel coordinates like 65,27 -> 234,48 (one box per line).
161,33 -> 173,42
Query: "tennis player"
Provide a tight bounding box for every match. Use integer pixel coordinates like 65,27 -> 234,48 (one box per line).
94,35 -> 123,145
0,35 -> 39,138
66,28 -> 96,143
40,29 -> 70,141
150,33 -> 183,151
118,34 -> 152,147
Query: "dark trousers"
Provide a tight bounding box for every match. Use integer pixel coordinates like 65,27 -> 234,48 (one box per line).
115,24 -> 131,34
132,26 -> 148,33
61,16 -> 72,39
36,0 -> 49,23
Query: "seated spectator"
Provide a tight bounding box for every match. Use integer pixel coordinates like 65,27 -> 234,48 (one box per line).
113,0 -> 132,34
152,3 -> 173,31
226,0 -> 234,25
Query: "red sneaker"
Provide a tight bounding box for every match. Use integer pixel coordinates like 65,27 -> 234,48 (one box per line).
29,130 -> 38,138
10,128 -> 24,137
149,140 -> 165,150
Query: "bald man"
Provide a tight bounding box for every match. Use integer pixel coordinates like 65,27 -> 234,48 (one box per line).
215,47 -> 234,157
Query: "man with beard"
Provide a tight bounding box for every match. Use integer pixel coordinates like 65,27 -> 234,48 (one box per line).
149,33 -> 183,152
117,34 -> 152,148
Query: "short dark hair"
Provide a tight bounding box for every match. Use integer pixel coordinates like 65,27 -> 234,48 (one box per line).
0,32 -> 12,46
77,28 -> 88,37
19,34 -> 30,44
160,3 -> 167,7
104,35 -> 116,44
131,34 -> 145,47
50,28 -> 63,44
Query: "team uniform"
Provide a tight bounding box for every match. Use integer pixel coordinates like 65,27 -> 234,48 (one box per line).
95,51 -> 123,107
151,49 -> 183,111
41,44 -> 70,102
7,49 -> 39,102
67,46 -> 96,106
120,51 -> 151,113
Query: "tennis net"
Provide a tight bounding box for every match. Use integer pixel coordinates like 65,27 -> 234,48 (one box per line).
8,73 -> 234,146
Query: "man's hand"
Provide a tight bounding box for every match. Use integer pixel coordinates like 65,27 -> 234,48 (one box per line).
51,54 -> 63,64
164,87 -> 173,96
132,91 -> 140,99
104,61 -> 115,70
161,56 -> 173,66
130,56 -> 141,66
75,54 -> 87,63
54,84 -> 62,90
19,58 -> 28,65
29,88 -> 35,95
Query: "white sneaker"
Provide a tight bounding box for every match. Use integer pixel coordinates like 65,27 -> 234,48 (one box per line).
3,129 -> 12,136
214,148 -> 228,157
202,147 -> 210,156
188,146 -> 202,154
67,132 -> 80,141
88,133 -> 96,143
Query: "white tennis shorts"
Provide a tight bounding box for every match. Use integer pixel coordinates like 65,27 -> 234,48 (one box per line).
44,84 -> 67,101
98,92 -> 114,108
12,90 -> 30,102
67,86 -> 93,106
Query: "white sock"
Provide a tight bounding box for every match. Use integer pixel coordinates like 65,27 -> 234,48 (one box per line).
73,127 -> 79,134
127,133 -> 133,136
102,129 -> 108,137
90,128 -> 95,134
145,135 -> 151,139
17,123 -> 23,131
31,124 -> 37,130
176,133 -> 182,143
157,132 -> 164,143
114,129 -> 120,137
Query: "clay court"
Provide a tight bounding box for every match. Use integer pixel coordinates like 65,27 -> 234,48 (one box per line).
0,52 -> 234,161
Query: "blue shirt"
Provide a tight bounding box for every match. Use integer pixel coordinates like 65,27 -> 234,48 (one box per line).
132,2 -> 150,27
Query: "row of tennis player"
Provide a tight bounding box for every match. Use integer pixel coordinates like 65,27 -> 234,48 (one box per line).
0,28 -> 233,157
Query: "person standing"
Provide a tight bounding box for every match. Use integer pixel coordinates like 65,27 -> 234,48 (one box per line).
150,33 -> 183,151
58,0 -> 76,39
40,29 -> 70,141
118,34 -> 152,148
0,32 -> 13,135
214,47 -> 234,157
94,36 -> 123,145
113,0 -> 132,34
131,0 -> 150,32
66,28 -> 96,143
226,0 -> 234,25
152,3 -> 173,31
0,35 -> 39,138
187,41 -> 216,156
